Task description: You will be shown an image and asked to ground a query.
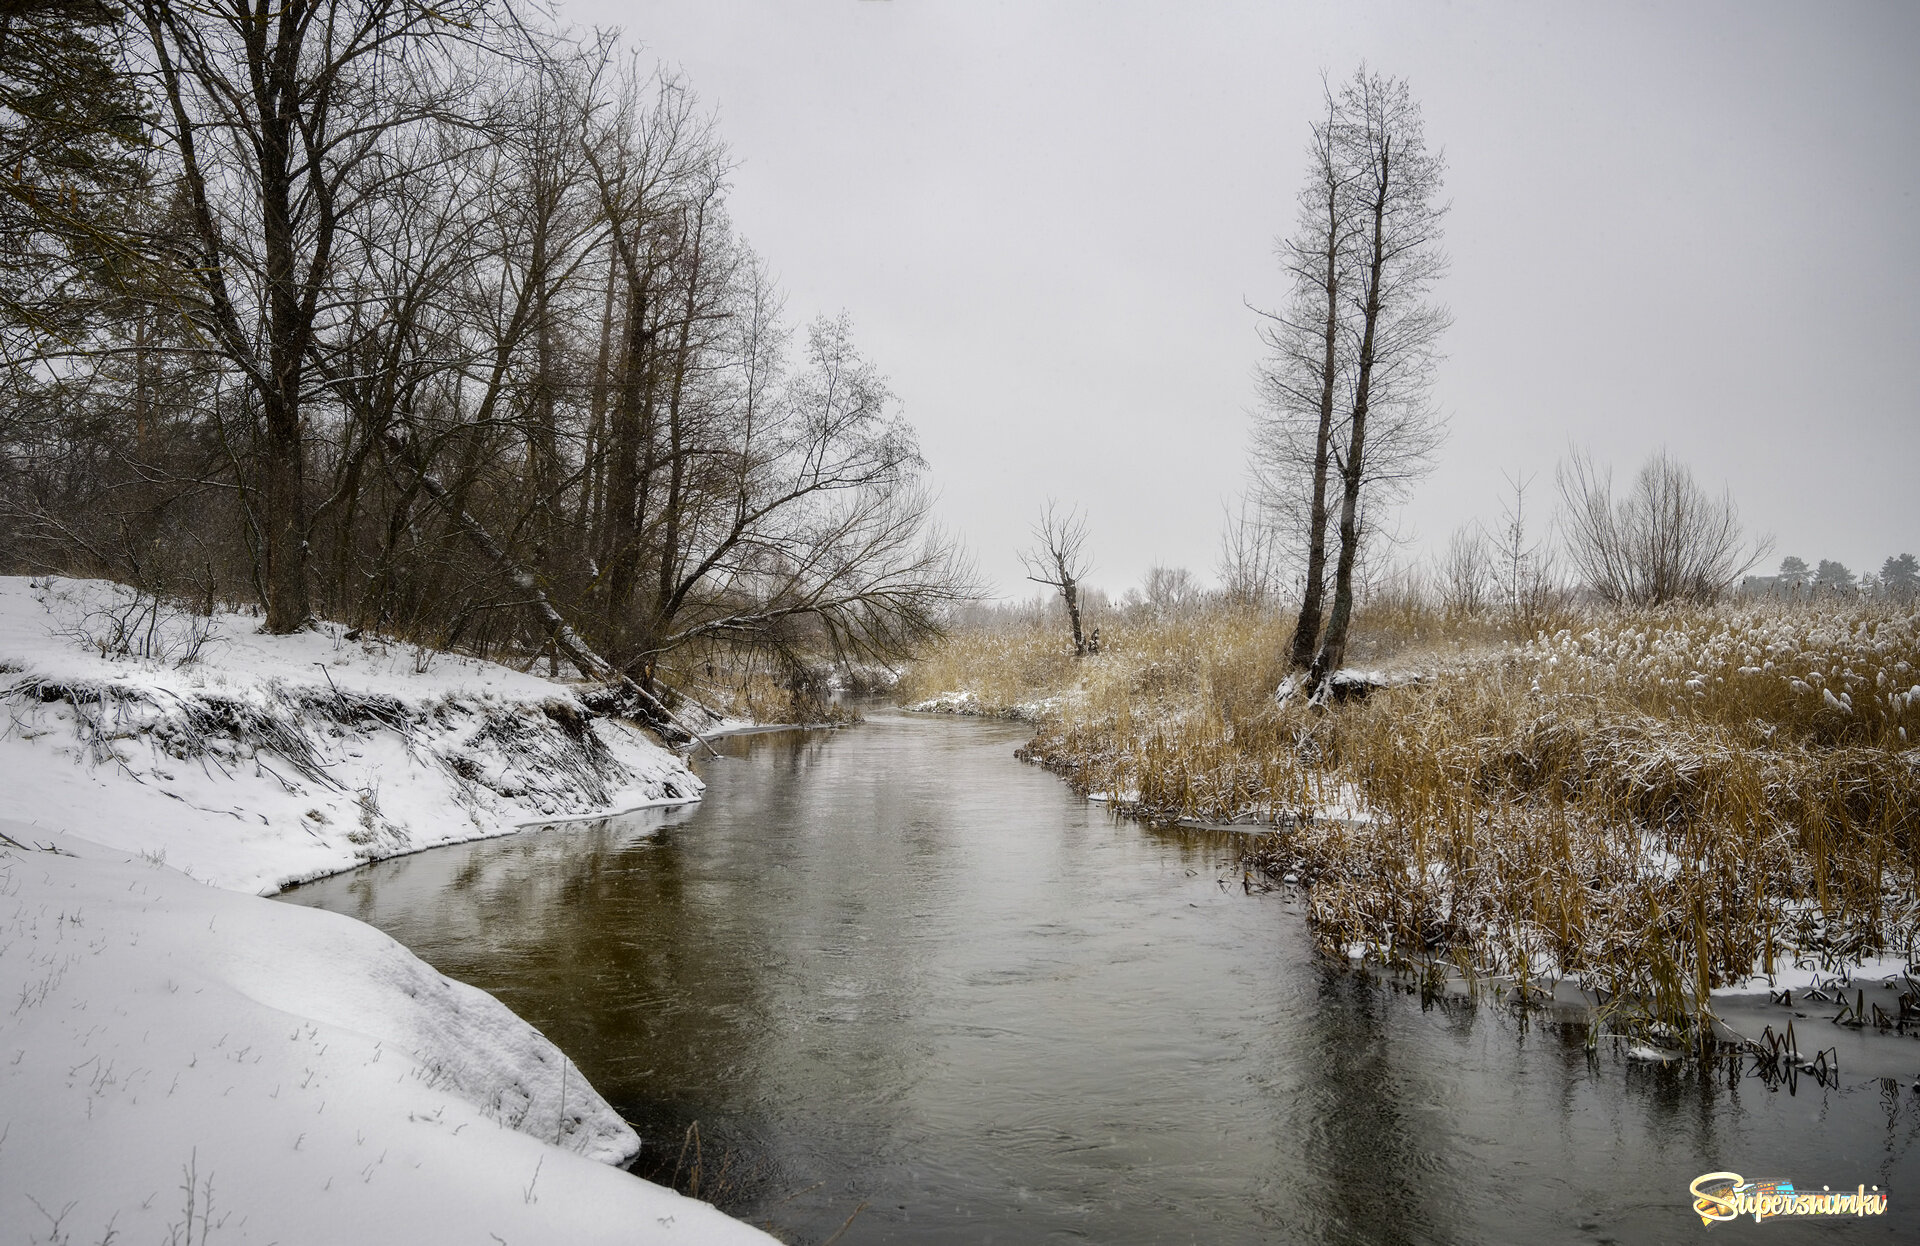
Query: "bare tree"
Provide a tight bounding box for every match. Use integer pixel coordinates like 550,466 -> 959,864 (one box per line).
577,59 -> 727,671
1251,83 -> 1355,668
1306,69 -> 1450,694
1439,524 -> 1491,615
1021,500 -> 1093,656
1556,449 -> 1770,606
1216,496 -> 1282,610
1142,565 -> 1200,620
626,312 -> 979,676
1489,469 -> 1561,633
127,0 -> 502,631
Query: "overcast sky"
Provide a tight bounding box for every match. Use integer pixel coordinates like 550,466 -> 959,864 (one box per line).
562,0 -> 1919,598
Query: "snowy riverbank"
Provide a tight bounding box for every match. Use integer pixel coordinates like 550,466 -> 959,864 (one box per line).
0,577 -> 775,1244
0,577 -> 701,894
0,829 -> 774,1244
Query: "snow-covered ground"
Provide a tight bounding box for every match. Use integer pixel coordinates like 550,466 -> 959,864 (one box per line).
904,689 -> 1064,721
0,577 -> 775,1244
0,577 -> 700,894
0,828 -> 774,1244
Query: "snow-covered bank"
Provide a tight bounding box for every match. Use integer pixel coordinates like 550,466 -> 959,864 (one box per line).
0,829 -> 775,1244
903,689 -> 1063,722
0,577 -> 777,1243
0,577 -> 700,894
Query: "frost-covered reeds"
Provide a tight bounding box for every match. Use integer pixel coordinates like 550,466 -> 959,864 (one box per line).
906,599 -> 1920,1032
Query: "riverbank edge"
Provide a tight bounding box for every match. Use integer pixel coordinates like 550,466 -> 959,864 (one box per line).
0,826 -> 780,1244
906,673 -> 1920,1074
1001,712 -> 1920,1074
0,577 -> 780,1242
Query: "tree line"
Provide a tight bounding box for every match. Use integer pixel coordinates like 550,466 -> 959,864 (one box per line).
1765,554 -> 1919,601
0,0 -> 976,733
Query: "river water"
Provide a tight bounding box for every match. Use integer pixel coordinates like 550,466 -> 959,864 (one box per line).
281,712 -> 1916,1243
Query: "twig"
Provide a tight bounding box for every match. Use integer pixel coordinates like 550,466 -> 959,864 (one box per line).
820,1200 -> 870,1246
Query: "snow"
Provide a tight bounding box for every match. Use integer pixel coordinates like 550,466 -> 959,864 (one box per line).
0,577 -> 702,895
905,689 -> 1063,721
1710,954 -> 1916,997
1624,1044 -> 1684,1063
0,829 -> 775,1245
1273,668 -> 1420,706
0,577 -> 775,1244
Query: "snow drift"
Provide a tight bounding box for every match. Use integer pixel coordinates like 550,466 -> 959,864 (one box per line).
0,829 -> 774,1244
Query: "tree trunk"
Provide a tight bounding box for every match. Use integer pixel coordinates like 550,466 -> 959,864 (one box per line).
259,109 -> 310,633
579,254 -> 618,547
1310,138 -> 1392,694
651,199 -> 707,654
602,266 -> 653,668
1288,219 -> 1341,669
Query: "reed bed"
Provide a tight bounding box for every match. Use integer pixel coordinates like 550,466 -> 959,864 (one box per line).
902,599 -> 1920,1032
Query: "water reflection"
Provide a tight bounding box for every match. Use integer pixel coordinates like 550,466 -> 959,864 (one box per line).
283,714 -> 1917,1243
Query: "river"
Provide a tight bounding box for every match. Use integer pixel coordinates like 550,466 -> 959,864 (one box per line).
280,711 -> 1916,1243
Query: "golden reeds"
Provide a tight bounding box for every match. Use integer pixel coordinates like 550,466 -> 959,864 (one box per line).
905,598 -> 1920,1031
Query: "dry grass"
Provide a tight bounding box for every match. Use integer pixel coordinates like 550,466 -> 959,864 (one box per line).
657,647 -> 863,728
905,598 -> 1920,1033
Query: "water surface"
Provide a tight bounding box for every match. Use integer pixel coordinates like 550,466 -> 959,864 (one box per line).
283,713 -> 1917,1243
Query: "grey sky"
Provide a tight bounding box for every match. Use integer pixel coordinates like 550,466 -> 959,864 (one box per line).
565,0 -> 1920,597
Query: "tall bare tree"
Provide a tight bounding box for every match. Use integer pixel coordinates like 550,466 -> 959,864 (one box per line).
582,65 -> 704,661
1252,83 -> 1356,668
1305,69 -> 1450,694
129,0 -> 498,631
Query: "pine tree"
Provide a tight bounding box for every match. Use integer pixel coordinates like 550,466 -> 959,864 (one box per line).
1776,555 -> 1812,590
1881,553 -> 1919,602
1812,559 -> 1856,595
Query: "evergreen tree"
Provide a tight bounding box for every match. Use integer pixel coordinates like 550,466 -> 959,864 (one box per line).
1812,559 -> 1856,595
1882,553 -> 1919,602
1776,555 -> 1812,590
0,0 -> 150,343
